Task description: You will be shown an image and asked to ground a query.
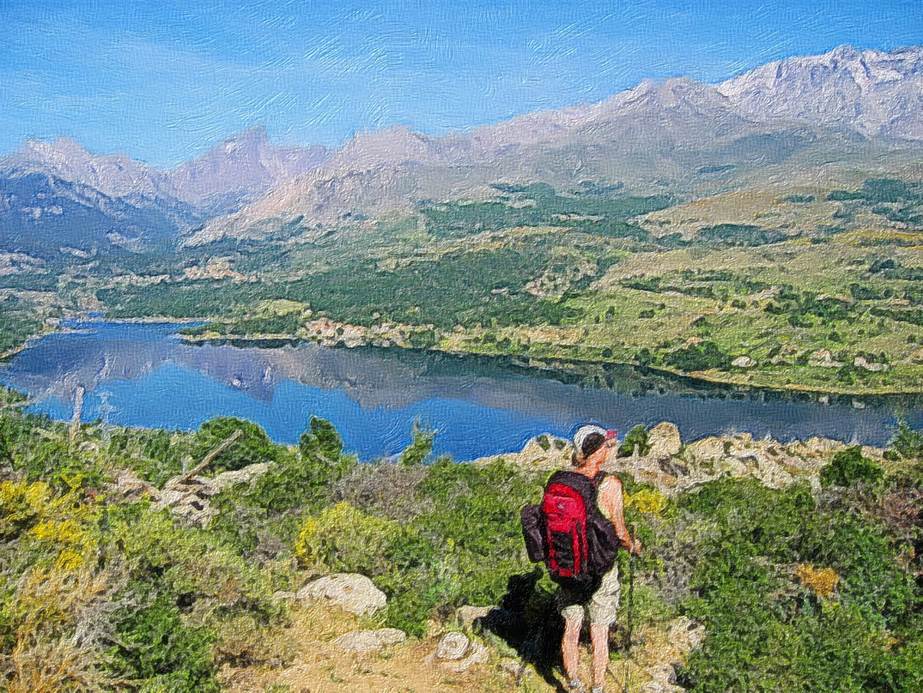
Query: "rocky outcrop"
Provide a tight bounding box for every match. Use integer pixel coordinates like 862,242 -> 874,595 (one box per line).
108,462 -> 270,527
474,421 -> 873,497
471,434 -> 571,470
334,628 -> 406,653
297,573 -> 387,616
647,422 -> 682,459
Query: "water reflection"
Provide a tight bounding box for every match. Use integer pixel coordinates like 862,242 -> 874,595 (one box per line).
0,321 -> 919,460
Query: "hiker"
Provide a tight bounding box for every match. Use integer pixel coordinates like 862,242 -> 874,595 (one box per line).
522,425 -> 641,693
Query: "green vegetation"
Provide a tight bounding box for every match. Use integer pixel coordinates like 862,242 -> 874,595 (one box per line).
0,177 -> 913,396
820,446 -> 885,488
697,223 -> 787,247
0,396 -> 919,690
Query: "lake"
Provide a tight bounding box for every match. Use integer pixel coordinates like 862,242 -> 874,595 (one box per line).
1,320 -> 920,460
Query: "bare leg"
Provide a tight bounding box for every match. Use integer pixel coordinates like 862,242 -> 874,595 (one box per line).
562,617 -> 582,684
590,623 -> 610,690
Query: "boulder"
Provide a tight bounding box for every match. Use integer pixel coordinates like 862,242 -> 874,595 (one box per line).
809,349 -> 842,368
297,574 -> 387,616
210,462 -> 270,492
447,641 -> 488,673
334,628 -> 406,654
853,356 -> 888,372
455,605 -> 496,629
731,355 -> 755,368
435,632 -> 470,661
647,422 -> 682,459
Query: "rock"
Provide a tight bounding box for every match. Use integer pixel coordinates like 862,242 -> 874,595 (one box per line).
471,435 -> 571,470
210,462 -> 269,492
108,469 -> 157,502
809,349 -> 842,368
853,355 -> 888,372
333,628 -> 406,653
435,632 -> 470,661
731,355 -> 755,368
447,641 -> 488,673
297,574 -> 387,616
455,605 -> 496,629
667,616 -> 705,651
648,422 -> 682,458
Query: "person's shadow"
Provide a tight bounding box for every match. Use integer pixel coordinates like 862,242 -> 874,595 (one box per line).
470,568 -> 568,691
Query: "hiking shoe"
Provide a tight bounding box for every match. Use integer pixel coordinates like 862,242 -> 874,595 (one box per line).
566,679 -> 587,693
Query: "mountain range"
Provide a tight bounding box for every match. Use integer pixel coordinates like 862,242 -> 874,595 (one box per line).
1,44 -> 921,257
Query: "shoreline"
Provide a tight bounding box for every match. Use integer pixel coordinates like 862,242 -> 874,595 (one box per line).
7,315 -> 922,398
178,330 -> 923,399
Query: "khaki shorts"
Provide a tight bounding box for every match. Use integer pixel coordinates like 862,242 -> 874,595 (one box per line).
556,563 -> 621,628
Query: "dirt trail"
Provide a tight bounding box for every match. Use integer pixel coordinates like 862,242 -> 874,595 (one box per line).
219,602 -> 701,692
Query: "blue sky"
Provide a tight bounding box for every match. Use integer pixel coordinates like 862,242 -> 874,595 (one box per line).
1,0 -> 920,167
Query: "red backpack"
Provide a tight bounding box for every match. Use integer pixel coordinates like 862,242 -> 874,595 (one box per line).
521,470 -> 620,590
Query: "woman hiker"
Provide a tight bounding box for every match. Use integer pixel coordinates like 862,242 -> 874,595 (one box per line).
557,425 -> 642,693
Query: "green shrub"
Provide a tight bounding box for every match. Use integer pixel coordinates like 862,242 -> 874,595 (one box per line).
664,340 -> 731,372
107,593 -> 218,693
400,423 -> 434,466
618,424 -> 650,457
889,421 -> 923,461
191,417 -> 280,473
821,446 -> 884,488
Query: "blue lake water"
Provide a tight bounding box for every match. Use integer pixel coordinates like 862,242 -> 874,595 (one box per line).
0,320 -> 920,460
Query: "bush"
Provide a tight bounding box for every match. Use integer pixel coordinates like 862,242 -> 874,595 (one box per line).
676,476 -> 919,691
664,340 -> 731,371
617,424 -> 650,457
107,594 -> 218,693
399,423 -> 434,466
889,421 -> 923,461
191,417 -> 281,473
821,446 -> 884,488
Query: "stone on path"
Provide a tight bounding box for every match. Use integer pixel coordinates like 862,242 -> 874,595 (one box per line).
447,642 -> 488,673
297,573 -> 387,616
435,632 -> 470,661
333,628 -> 406,654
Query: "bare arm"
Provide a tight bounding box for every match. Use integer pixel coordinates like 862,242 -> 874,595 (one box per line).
600,477 -> 640,554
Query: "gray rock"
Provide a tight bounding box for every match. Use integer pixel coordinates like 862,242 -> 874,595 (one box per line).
455,605 -> 496,629
731,355 -> 755,368
648,422 -> 682,458
297,573 -> 387,616
435,632 -> 470,661
210,462 -> 270,492
447,641 -> 488,673
333,628 -> 406,653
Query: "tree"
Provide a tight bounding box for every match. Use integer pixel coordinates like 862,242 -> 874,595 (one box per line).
192,417 -> 279,473
299,416 -> 354,484
400,422 -> 434,466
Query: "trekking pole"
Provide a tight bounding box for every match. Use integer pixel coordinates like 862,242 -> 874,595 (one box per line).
622,524 -> 638,693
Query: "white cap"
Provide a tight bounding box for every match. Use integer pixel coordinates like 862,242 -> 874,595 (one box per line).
573,424 -> 616,456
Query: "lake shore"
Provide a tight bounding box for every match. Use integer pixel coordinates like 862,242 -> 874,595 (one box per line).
178,328 -> 923,398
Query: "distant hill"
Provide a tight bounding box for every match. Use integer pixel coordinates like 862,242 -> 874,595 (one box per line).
0,128 -> 330,258
167,126 -> 329,214
718,44 -> 923,140
2,44 -> 921,255
187,45 -> 923,246
0,171 -> 184,258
